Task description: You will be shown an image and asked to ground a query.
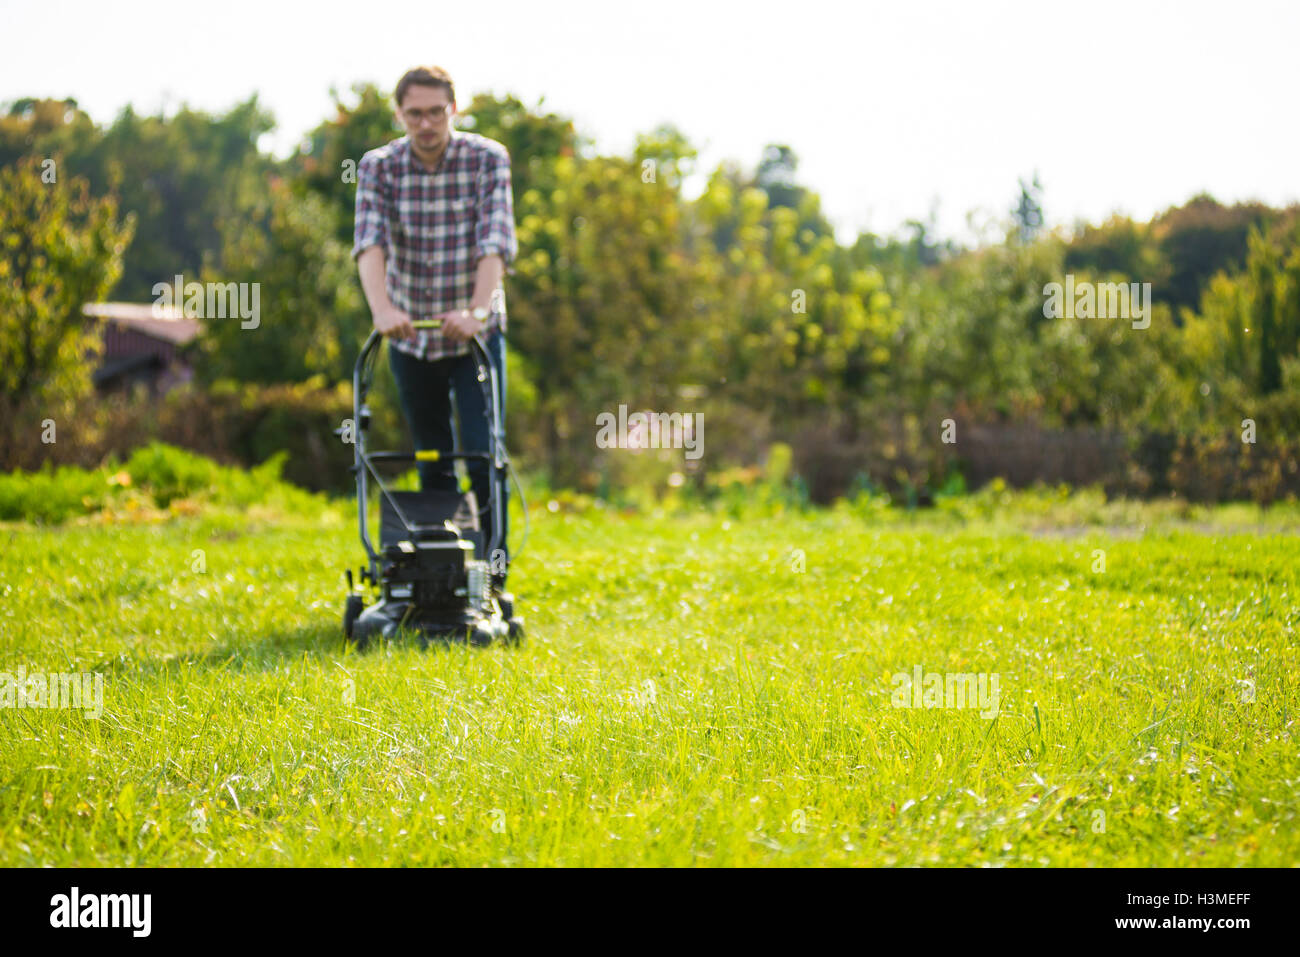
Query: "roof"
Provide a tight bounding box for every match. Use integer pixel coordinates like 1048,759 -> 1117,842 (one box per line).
82,302 -> 199,345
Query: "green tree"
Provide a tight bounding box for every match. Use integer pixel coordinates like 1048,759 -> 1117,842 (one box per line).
1153,194 -> 1272,313
458,92 -> 583,203
3,97 -> 277,301
0,155 -> 134,452
1250,230 -> 1283,394
190,172 -> 365,386
286,83 -> 402,245
0,98 -> 95,168
1064,214 -> 1165,287
1012,172 -> 1044,245
508,150 -> 715,486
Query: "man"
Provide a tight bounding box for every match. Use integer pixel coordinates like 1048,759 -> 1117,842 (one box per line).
352,65 -> 518,593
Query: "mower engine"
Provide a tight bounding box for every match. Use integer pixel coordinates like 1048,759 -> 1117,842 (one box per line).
346,491 -> 511,647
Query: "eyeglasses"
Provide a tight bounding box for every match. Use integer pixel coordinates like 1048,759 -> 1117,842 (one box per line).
401,106 -> 451,126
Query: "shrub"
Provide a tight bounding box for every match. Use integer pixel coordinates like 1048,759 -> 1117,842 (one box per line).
122,442 -> 219,507
0,442 -> 328,524
0,462 -> 118,523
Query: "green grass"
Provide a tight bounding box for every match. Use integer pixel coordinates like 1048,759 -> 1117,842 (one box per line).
1,489 -> 1297,866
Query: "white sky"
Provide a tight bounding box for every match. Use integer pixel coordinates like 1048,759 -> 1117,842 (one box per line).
3,0 -> 1297,245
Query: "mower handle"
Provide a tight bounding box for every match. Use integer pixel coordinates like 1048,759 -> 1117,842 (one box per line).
355,318 -> 431,366
352,315 -> 506,572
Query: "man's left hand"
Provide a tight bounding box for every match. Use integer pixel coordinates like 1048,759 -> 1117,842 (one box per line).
438,308 -> 484,343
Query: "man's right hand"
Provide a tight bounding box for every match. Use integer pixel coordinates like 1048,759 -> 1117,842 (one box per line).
373,304 -> 417,342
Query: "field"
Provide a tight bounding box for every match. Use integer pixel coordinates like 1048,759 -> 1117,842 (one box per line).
2,486 -> 1298,866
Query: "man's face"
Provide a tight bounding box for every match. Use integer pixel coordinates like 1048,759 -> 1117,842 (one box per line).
397,84 -> 455,152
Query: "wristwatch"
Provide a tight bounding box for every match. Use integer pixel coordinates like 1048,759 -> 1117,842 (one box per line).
471,306 -> 490,324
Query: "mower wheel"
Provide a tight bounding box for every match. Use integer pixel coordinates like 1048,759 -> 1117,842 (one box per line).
496,592 -> 515,620
343,594 -> 365,641
507,616 -> 525,645
469,620 -> 496,647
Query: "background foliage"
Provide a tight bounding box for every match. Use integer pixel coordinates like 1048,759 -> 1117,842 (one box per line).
3,89 -> 1299,502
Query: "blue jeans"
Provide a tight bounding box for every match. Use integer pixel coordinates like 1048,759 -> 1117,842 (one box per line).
388,331 -> 508,581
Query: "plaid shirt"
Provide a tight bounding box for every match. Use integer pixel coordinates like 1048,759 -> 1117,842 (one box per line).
352,129 -> 518,361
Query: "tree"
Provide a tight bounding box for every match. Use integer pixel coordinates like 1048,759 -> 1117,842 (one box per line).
507,151 -> 716,486
633,123 -> 696,193
3,96 -> 276,301
1152,194 -> 1272,313
0,155 -> 134,455
1250,229 -> 1282,394
193,173 -> 365,386
1065,214 -> 1165,287
753,143 -> 835,252
286,83 -> 403,246
0,98 -> 94,169
458,92 -> 583,203
1012,172 -> 1044,245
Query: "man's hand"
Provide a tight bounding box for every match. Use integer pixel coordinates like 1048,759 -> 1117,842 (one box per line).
439,308 -> 484,343
373,303 -> 417,342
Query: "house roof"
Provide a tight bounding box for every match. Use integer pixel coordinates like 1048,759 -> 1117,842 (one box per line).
82,302 -> 199,345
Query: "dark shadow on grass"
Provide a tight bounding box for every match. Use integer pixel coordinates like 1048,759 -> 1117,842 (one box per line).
103,618 -> 504,680
101,620 -> 347,680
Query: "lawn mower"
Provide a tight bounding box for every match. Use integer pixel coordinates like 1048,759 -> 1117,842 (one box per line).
340,319 -> 525,648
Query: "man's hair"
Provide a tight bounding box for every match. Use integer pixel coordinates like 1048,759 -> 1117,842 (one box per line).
394,66 -> 456,108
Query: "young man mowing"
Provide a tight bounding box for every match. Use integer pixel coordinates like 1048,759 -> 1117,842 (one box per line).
352,65 -> 518,598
